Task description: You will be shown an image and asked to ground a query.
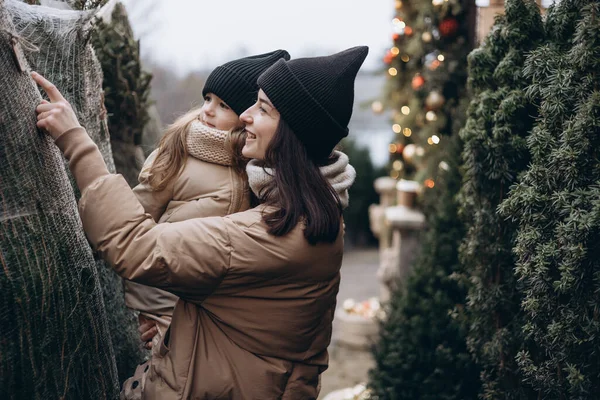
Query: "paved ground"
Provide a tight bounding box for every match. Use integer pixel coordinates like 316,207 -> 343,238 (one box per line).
319,248 -> 380,399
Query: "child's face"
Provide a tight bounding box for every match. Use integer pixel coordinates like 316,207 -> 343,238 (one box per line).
240,89 -> 280,160
199,93 -> 242,131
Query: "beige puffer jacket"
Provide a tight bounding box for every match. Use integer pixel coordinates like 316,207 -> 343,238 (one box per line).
55,126 -> 355,399
125,122 -> 251,336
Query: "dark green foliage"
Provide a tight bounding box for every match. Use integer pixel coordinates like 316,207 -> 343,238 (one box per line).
91,2 -> 153,186
457,1 -> 544,398
369,130 -> 480,400
499,0 -> 600,397
340,138 -> 385,247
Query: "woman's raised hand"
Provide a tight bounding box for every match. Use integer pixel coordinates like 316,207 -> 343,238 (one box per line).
31,71 -> 81,141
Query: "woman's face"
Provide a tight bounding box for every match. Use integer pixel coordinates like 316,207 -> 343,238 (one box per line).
240,89 -> 280,160
199,93 -> 241,131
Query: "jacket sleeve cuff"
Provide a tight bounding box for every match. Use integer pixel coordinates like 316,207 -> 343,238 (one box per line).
54,127 -> 110,193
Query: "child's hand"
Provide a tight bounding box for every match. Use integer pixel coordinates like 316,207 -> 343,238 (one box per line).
31,71 -> 81,140
138,315 -> 159,350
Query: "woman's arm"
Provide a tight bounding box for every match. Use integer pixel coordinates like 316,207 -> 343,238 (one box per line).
33,72 -> 231,304
79,174 -> 231,303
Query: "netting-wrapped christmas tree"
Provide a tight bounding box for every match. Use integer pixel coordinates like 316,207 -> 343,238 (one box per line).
0,1 -> 120,398
1,1 -> 145,396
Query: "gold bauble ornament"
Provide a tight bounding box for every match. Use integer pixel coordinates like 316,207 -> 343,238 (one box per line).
402,143 -> 416,163
425,91 -> 445,110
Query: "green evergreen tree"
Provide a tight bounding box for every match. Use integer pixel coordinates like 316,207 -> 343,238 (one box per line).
92,2 -> 153,186
499,0 -> 600,397
382,0 -> 472,183
369,126 -> 480,399
340,138 -> 385,247
458,0 -> 544,398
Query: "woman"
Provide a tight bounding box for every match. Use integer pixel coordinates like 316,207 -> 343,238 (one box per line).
128,50 -> 289,353
32,45 -> 367,400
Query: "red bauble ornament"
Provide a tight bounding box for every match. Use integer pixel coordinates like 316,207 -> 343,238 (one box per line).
392,33 -> 400,41
439,17 -> 459,37
384,52 -> 393,64
412,74 -> 425,90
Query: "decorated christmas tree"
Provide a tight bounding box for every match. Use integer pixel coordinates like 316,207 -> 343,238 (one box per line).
458,0 -> 543,398
499,0 -> 600,397
379,0 -> 472,184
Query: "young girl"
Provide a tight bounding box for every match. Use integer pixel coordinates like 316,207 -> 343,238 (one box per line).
34,45 -> 366,399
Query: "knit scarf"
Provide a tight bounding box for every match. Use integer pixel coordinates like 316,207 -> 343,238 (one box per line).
245,150 -> 356,209
186,120 -> 233,166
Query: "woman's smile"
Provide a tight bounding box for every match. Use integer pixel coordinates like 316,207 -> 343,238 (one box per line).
245,129 -> 257,140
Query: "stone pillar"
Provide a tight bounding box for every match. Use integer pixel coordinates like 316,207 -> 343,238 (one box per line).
377,180 -> 425,303
368,177 -> 397,250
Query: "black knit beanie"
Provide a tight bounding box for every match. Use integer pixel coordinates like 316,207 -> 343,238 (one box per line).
202,50 -> 291,116
257,46 -> 369,160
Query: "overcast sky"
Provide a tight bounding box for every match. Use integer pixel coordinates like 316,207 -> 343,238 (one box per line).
122,0 -> 393,75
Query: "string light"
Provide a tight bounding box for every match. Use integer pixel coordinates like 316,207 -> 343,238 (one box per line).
392,124 -> 402,133
437,54 -> 445,61
389,143 -> 398,153
395,0 -> 403,9
371,101 -> 383,113
439,161 -> 449,170
393,19 -> 406,29
388,67 -> 398,76
426,110 -> 437,121
432,135 -> 440,144
403,127 -> 412,137
416,146 -> 425,156
392,160 -> 404,171
401,54 -> 410,62
424,179 -> 435,188
427,137 -> 434,145
401,106 -> 410,115
391,47 -> 400,55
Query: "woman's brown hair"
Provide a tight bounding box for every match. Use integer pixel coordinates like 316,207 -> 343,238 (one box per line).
147,108 -> 248,191
259,119 -> 342,245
